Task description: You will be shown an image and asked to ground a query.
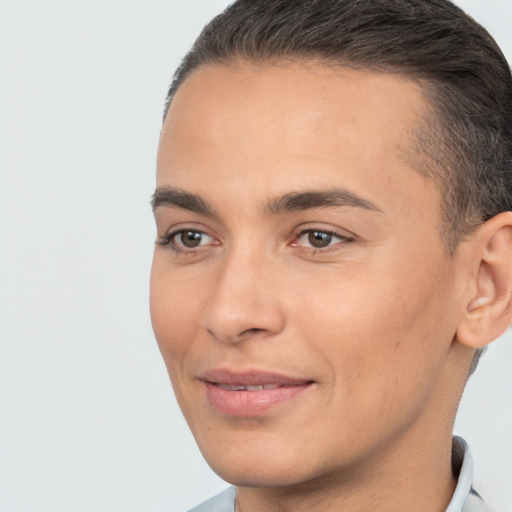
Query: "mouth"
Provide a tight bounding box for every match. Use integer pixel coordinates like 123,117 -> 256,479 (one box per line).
199,369 -> 315,417
216,383 -> 286,391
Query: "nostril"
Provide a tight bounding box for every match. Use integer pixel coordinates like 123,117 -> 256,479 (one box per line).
239,327 -> 267,338
241,328 -> 264,335
210,326 -> 269,342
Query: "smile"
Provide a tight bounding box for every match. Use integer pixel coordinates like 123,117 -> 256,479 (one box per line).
217,383 -> 282,391
200,369 -> 314,417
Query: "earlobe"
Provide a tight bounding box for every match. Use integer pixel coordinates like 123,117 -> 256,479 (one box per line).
456,212 -> 512,349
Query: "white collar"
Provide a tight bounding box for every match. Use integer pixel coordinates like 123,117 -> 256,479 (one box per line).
446,436 -> 489,512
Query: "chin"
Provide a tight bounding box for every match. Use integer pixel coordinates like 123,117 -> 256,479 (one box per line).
210,460 -> 311,489
198,435 -> 327,489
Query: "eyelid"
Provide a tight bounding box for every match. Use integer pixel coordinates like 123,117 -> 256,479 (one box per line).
293,224 -> 354,241
157,224 -> 220,253
290,225 -> 356,254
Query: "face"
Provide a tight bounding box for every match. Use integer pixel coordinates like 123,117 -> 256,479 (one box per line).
151,62 -> 467,488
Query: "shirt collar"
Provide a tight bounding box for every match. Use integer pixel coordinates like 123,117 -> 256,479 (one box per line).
446,436 -> 489,512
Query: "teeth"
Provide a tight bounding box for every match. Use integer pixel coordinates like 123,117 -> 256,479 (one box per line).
218,384 -> 281,391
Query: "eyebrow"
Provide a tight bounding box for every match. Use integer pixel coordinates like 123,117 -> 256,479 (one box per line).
151,187 -> 217,216
151,186 -> 383,216
265,189 -> 383,215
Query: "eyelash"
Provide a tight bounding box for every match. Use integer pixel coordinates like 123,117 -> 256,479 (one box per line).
158,229 -> 215,254
158,227 -> 354,256
292,229 -> 354,252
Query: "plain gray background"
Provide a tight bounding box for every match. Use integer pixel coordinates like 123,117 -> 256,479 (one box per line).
0,1 -> 511,511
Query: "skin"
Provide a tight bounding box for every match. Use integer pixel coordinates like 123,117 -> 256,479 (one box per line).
150,62 -> 510,512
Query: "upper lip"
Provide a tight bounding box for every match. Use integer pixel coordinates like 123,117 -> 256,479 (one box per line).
199,368 -> 314,387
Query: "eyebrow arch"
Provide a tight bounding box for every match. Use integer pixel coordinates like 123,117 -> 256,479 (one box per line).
151,187 -> 217,217
265,189 -> 383,215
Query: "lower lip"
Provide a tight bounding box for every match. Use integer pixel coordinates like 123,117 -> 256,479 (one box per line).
204,382 -> 312,417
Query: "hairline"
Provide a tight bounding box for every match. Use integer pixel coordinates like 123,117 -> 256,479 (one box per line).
163,56 -> 468,254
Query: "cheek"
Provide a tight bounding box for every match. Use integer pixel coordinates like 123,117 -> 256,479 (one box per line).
295,261 -> 456,408
149,258 -> 214,425
149,257 -> 203,372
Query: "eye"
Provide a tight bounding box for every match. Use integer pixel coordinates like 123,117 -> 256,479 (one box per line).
174,230 -> 212,248
295,229 -> 351,249
158,229 -> 217,252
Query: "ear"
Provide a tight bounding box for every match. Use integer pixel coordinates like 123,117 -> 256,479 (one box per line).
456,212 -> 512,349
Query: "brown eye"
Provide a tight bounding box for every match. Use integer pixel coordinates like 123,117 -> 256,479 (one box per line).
179,231 -> 205,248
160,229 -> 216,253
307,230 -> 333,248
294,229 -> 351,251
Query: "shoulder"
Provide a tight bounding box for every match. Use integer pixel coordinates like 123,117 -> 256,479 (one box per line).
187,487 -> 236,512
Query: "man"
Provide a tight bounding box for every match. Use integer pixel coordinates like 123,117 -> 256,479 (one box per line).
150,1 -> 512,511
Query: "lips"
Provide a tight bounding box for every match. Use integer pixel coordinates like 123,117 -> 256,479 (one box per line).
218,383 -> 281,391
200,369 -> 314,417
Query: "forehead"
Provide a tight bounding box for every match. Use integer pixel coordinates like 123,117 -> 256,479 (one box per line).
162,61 -> 426,139
157,62 -> 438,224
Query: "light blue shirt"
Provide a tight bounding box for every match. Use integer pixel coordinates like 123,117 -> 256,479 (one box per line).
187,437 -> 489,512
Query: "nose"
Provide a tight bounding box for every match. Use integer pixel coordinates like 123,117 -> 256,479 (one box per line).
201,249 -> 286,344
